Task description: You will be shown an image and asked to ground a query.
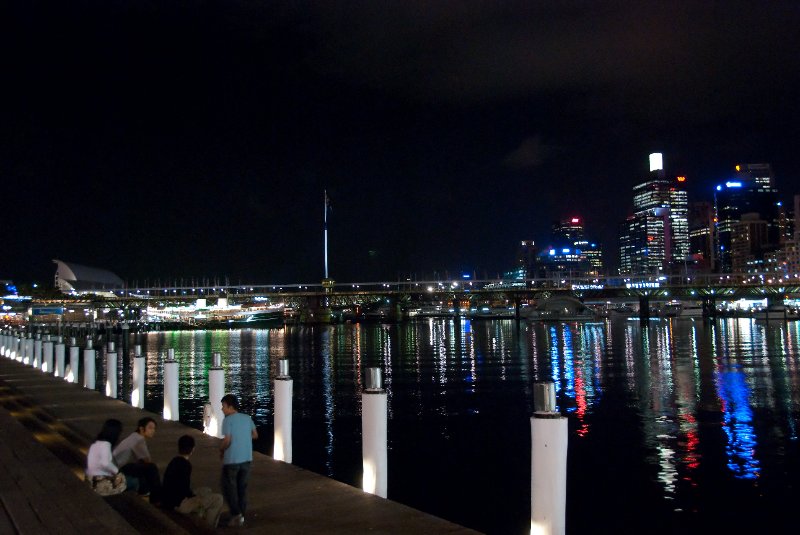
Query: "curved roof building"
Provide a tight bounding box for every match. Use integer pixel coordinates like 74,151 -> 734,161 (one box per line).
53,259 -> 124,293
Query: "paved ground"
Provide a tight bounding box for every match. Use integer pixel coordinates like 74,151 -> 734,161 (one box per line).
0,356 -> 480,534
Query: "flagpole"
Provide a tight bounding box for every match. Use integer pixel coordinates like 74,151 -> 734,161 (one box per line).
324,190 -> 329,279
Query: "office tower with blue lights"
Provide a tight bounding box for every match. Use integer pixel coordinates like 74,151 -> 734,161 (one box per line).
539,217 -> 603,277
714,163 -> 780,272
618,153 -> 689,275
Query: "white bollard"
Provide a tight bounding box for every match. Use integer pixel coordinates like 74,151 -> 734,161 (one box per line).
362,367 -> 388,498
105,342 -> 117,399
55,337 -> 65,377
132,344 -> 145,408
163,348 -> 179,421
22,334 -> 30,365
274,359 -> 293,463
1,330 -> 6,357
83,338 -> 96,390
12,333 -> 20,361
33,334 -> 42,369
530,381 -> 568,535
26,336 -> 34,366
67,338 -> 80,383
205,352 -> 225,437
43,338 -> 54,373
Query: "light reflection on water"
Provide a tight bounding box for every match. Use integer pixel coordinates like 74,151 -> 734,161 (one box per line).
110,317 -> 800,534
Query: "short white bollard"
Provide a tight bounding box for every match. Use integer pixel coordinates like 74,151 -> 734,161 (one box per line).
43,337 -> 54,373
105,342 -> 117,399
55,337 -> 65,378
163,348 -> 179,421
205,352 -> 225,437
362,367 -> 388,498
83,338 -> 96,390
33,334 -> 42,369
530,381 -> 568,535
132,344 -> 145,408
26,335 -> 34,366
1,330 -> 6,357
22,334 -> 30,365
274,359 -> 293,463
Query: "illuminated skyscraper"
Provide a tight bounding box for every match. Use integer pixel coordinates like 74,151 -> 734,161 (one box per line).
541,217 -> 604,276
714,163 -> 780,272
618,153 -> 690,274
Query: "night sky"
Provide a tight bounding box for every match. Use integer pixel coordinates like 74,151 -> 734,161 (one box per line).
5,1 -> 800,285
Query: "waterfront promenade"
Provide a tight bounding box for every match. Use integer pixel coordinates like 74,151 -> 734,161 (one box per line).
0,357 -> 478,534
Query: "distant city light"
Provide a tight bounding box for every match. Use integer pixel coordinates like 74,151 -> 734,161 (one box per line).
717,185 -> 722,191
677,176 -> 686,182
562,248 -> 570,253
725,181 -> 742,188
549,249 -> 556,256
571,218 -> 580,223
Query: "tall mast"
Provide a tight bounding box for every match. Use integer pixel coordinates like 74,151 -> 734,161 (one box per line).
324,190 -> 329,279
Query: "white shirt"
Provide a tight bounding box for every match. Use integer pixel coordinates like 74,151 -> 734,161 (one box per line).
86,440 -> 118,477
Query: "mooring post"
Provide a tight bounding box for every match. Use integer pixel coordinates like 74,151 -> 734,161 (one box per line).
42,336 -> 54,373
205,352 -> 225,437
106,341 -> 117,399
83,337 -> 96,389
131,344 -> 145,408
55,336 -> 65,377
273,359 -> 293,463
362,367 -> 388,498
163,348 -> 179,421
530,381 -> 568,535
67,337 -> 80,383
33,333 -> 43,369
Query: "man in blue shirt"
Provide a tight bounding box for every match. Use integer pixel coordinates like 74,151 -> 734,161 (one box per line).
219,394 -> 258,527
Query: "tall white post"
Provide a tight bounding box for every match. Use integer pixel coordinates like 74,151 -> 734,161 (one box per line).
55,337 -> 65,377
83,337 -> 96,390
205,352 -> 225,437
22,334 -> 30,365
68,337 -> 80,383
132,344 -> 145,408
1,330 -> 6,357
26,335 -> 34,366
13,332 -> 21,361
42,337 -> 54,373
105,342 -> 118,399
33,334 -> 42,369
163,348 -> 179,421
274,359 -> 293,463
362,367 -> 388,498
530,381 -> 568,535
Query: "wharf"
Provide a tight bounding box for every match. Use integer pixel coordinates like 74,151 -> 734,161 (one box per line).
0,358 -> 479,534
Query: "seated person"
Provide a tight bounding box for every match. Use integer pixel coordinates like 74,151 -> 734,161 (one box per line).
162,435 -> 223,528
113,416 -> 161,502
86,419 -> 137,494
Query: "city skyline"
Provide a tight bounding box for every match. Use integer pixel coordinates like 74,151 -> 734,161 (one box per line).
4,1 -> 800,284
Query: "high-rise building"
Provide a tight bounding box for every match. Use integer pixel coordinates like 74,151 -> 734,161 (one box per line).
688,201 -> 715,271
540,217 -> 603,276
618,153 -> 690,274
714,163 -> 781,272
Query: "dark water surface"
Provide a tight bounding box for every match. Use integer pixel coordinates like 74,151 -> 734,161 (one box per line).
115,318 -> 800,534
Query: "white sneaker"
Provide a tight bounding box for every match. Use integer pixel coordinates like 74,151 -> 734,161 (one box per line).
227,514 -> 244,527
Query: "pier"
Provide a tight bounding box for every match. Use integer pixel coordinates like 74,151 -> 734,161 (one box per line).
0,356 -> 478,534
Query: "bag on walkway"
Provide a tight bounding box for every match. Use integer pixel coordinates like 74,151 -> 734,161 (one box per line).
87,473 -> 127,496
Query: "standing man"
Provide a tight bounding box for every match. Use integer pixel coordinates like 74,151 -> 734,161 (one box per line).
219,394 -> 258,527
113,416 -> 162,503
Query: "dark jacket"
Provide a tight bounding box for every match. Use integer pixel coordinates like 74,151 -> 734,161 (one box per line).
161,456 -> 194,509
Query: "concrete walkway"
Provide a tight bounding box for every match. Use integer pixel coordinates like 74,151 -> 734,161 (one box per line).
0,357 -> 480,534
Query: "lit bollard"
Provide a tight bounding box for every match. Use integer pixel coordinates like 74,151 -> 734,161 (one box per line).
530,381 -> 568,535
67,337 -> 79,383
273,359 -> 293,463
55,336 -> 65,377
11,332 -> 19,361
22,334 -> 31,365
83,337 -> 96,390
131,344 -> 145,408
1,330 -> 6,357
362,367 -> 388,498
163,348 -> 179,421
42,336 -> 54,373
33,334 -> 42,369
205,352 -> 225,437
105,341 -> 117,399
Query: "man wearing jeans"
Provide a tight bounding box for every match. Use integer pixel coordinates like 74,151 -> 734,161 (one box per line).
219,393 -> 258,527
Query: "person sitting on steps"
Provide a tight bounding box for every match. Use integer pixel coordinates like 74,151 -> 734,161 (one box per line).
113,416 -> 162,503
162,434 -> 224,528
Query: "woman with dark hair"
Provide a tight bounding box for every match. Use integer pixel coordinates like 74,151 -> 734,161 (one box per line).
86,419 -> 133,495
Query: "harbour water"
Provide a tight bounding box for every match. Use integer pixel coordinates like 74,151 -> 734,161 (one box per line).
114,317 -> 800,534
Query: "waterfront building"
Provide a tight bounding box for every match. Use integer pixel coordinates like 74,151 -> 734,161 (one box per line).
539,217 -> 603,277
53,259 -> 124,294
618,153 -> 689,275
714,163 -> 781,272
688,201 -> 715,272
